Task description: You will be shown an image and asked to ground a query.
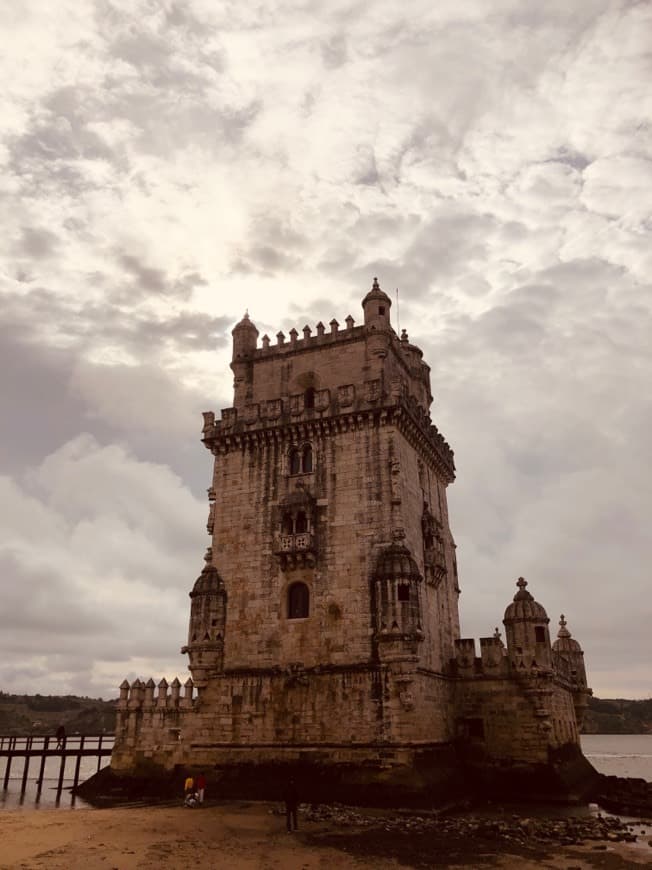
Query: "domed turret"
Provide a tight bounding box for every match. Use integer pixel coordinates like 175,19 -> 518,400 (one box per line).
375,543 -> 421,582
231,311 -> 259,361
504,576 -> 549,622
231,312 -> 259,405
372,544 -> 423,659
362,277 -> 392,329
503,577 -> 552,671
552,615 -> 588,687
552,614 -> 591,728
182,549 -> 227,688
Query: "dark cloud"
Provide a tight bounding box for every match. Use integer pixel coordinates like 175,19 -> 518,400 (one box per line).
0,433 -> 206,695
320,33 -> 348,69
16,227 -> 60,259
118,253 -> 169,294
231,215 -> 309,276
0,327 -> 111,474
0,283 -> 230,355
0,308 -> 226,496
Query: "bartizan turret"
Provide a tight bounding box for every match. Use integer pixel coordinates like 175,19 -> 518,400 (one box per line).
372,543 -> 424,661
552,614 -> 592,726
362,277 -> 392,361
503,577 -> 552,671
181,548 -> 227,689
231,311 -> 259,406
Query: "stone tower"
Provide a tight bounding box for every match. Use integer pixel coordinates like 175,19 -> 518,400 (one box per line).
112,278 -> 593,802
194,277 -> 461,748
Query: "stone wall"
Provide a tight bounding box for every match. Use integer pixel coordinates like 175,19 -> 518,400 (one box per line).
452,636 -> 582,764
112,666 -> 457,774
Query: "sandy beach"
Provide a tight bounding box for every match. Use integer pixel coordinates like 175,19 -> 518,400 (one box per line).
1,801 -> 651,870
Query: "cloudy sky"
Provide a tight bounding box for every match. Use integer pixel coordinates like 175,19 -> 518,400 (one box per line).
1,0 -> 650,700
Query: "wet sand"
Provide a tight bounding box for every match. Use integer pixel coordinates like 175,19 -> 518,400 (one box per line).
0,801 -> 650,869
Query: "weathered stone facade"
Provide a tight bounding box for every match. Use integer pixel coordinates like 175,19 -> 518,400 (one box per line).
111,280 -> 592,798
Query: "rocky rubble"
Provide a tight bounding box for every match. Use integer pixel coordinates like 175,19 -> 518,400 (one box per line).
303,803 -> 649,848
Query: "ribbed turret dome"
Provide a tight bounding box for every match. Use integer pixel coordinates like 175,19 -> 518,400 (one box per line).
232,311 -> 258,335
552,614 -> 583,652
374,544 -> 421,581
362,277 -> 392,308
190,563 -> 224,598
503,577 -> 549,622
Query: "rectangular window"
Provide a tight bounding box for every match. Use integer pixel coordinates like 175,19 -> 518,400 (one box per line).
535,626 -> 546,643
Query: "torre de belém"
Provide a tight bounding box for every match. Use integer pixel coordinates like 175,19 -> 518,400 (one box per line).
111,279 -> 595,803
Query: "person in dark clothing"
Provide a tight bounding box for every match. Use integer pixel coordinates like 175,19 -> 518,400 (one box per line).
55,724 -> 66,749
283,778 -> 299,832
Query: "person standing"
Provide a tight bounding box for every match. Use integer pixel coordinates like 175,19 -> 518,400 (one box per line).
283,778 -> 299,832
55,724 -> 66,749
184,774 -> 194,799
196,772 -> 206,804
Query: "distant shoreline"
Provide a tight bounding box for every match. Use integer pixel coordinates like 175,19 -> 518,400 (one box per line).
2,691 -> 651,736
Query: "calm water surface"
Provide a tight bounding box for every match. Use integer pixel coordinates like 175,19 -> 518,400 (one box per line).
1,749 -> 112,811
581,734 -> 652,780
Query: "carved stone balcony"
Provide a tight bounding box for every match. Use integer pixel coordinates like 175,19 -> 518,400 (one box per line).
274,532 -> 316,569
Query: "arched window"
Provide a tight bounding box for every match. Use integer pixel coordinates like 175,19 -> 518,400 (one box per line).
289,448 -> 301,475
282,513 -> 294,535
295,511 -> 307,534
288,582 -> 309,619
304,387 -> 315,410
302,444 -> 313,473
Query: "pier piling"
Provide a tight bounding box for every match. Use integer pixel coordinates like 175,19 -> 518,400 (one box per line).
0,734 -> 113,797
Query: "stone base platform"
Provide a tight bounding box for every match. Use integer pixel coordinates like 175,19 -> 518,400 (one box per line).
77,743 -> 600,809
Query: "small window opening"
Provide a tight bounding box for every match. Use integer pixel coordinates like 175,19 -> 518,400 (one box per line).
379,306 -> 385,315
282,513 -> 294,534
211,619 -> 218,627
535,626 -> 546,643
397,584 -> 410,602
295,511 -> 308,534
424,533 -> 434,550
289,448 -> 301,475
302,444 -> 313,473
288,582 -> 309,619
304,387 -> 315,409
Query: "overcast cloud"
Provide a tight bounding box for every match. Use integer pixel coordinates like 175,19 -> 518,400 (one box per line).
1,0 -> 650,699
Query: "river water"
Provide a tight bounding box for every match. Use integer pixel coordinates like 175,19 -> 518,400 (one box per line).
1,734 -> 650,811
0,749 -> 111,811
581,734 -> 652,781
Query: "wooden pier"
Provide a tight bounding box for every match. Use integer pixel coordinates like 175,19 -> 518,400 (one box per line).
0,734 -> 113,800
